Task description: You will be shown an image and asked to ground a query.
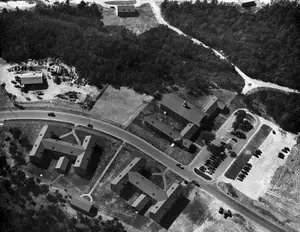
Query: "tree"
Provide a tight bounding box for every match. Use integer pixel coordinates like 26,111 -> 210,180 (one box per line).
200,131 -> 216,145
53,76 -> 61,85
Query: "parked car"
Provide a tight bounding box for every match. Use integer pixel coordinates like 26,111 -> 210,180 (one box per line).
219,207 -> 224,214
87,124 -> 93,128
246,163 -> 252,167
11,80 -> 17,84
232,138 -> 238,142
285,147 -> 290,152
48,112 -> 56,117
192,180 -> 200,187
176,163 -> 184,169
199,166 -> 206,172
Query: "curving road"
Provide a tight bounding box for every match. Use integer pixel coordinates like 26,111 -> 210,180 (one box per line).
0,109 -> 286,232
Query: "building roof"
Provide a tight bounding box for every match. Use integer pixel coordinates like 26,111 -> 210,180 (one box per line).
180,123 -> 198,139
70,196 -> 93,213
111,158 -> 146,186
42,138 -> 85,157
202,96 -> 218,113
181,139 -> 193,149
145,116 -> 181,141
20,72 -> 43,85
149,183 -> 185,214
55,156 -> 70,171
131,194 -> 150,211
161,93 -> 207,126
128,171 -> 168,202
117,5 -> 135,12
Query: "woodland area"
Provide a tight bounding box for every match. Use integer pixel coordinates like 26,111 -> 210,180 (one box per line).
0,126 -> 126,232
161,0 -> 300,90
0,1 -> 242,95
245,91 -> 300,133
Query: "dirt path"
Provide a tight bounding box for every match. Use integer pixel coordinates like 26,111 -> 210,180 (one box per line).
135,0 -> 300,95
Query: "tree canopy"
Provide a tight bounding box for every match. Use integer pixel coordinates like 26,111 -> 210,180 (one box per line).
0,1 -> 242,95
161,0 -> 300,90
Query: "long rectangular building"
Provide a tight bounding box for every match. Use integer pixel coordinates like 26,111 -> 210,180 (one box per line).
20,72 -> 44,85
160,93 -> 207,127
145,116 -> 181,142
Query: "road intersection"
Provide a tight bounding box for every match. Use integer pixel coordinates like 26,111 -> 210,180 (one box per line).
0,109 -> 286,232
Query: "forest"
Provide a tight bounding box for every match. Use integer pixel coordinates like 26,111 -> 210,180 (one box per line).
0,1 -> 242,95
161,0 -> 300,90
245,90 -> 300,133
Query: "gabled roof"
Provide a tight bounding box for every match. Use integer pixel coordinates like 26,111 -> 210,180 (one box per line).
145,116 -> 181,141
128,171 -> 168,201
70,196 -> 93,212
42,138 -> 84,157
161,93 -> 207,126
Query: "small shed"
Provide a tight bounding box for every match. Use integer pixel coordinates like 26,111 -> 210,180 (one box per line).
70,196 -> 98,217
116,5 -> 137,17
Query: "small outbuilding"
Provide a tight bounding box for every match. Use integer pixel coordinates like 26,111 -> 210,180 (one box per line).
240,0 -> 256,7
70,196 -> 98,217
116,5 -> 137,17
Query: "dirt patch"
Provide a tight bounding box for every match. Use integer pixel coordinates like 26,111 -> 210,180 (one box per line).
103,3 -> 159,35
90,85 -> 152,127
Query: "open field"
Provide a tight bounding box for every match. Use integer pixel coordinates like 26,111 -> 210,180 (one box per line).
90,85 -> 152,128
127,100 -> 196,165
224,124 -> 272,180
257,143 -> 300,231
223,124 -> 296,200
103,3 -> 159,35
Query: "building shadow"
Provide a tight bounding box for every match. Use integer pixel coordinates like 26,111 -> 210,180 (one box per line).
120,182 -> 137,201
25,78 -> 49,91
159,196 -> 190,230
84,145 -> 103,180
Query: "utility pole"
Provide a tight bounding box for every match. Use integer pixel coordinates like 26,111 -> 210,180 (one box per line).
9,108 -> 17,117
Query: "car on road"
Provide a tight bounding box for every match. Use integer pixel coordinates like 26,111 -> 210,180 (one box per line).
48,112 -> 56,117
192,180 -> 200,187
176,163 -> 184,169
87,124 -> 93,128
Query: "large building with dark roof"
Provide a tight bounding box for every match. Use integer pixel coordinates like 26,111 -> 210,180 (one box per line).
145,116 -> 181,143
29,124 -> 101,178
160,93 -> 208,127
116,5 -> 137,17
111,158 -> 189,228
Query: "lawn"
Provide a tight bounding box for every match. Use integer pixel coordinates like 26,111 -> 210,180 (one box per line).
103,3 -> 159,35
90,85 -> 153,128
0,87 -> 14,110
225,124 -> 272,180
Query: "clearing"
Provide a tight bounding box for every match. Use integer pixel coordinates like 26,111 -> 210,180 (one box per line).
90,85 -> 152,128
0,58 -> 101,104
103,3 -> 159,35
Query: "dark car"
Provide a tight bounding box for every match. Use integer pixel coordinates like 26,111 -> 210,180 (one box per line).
48,112 -> 56,117
11,80 -> 17,84
232,138 -> 238,142
87,124 -> 93,128
285,147 -> 290,152
176,163 -> 184,169
192,180 -> 200,187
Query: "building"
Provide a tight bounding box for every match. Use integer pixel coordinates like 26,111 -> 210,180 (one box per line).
160,93 -> 208,127
116,5 -> 137,17
111,157 -> 146,195
70,196 -> 98,217
55,156 -> 70,174
145,116 -> 181,143
202,95 -> 226,117
20,72 -> 44,85
50,65 -> 62,75
29,124 -> 101,178
180,123 -> 199,141
131,194 -> 152,215
240,0 -> 256,7
111,158 -> 168,202
149,182 -> 188,228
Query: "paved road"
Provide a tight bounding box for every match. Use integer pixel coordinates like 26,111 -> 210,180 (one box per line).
0,110 -> 286,232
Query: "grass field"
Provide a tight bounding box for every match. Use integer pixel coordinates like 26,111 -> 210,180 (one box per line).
0,88 -> 14,110
225,124 -> 272,180
90,85 -> 152,128
103,3 -> 159,35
